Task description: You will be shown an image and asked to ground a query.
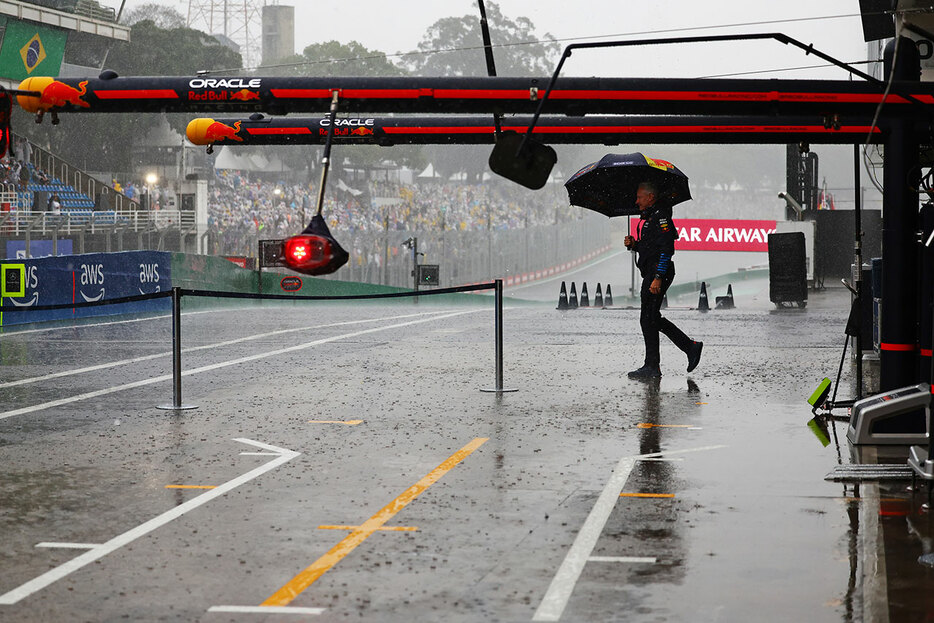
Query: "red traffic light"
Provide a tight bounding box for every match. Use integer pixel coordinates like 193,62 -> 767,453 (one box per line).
282,234 -> 347,275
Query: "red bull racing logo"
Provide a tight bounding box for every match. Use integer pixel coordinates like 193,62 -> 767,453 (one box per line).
230,89 -> 260,101
318,117 -> 376,136
188,78 -> 262,102
41,79 -> 90,109
16,78 -> 91,112
203,121 -> 243,142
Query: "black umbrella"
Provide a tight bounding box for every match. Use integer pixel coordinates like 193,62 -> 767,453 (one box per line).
564,152 -> 691,217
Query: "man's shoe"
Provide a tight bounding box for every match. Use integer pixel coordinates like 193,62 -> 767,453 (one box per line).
628,365 -> 662,379
686,341 -> 703,372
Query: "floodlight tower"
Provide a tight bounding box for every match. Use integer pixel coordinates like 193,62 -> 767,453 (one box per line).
186,0 -> 273,69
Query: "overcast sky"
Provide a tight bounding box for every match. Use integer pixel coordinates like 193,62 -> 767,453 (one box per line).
99,1 -> 871,79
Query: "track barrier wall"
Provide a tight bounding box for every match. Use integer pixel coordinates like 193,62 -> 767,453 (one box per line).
0,251 -> 172,327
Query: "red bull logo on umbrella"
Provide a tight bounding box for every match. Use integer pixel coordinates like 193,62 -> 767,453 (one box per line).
644,156 -> 674,171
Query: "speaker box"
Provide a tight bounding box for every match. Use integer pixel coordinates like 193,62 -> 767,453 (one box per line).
769,232 -> 808,306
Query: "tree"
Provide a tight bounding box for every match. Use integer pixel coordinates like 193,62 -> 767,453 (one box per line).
121,4 -> 186,29
109,19 -> 241,76
265,40 -> 408,78
404,3 -> 560,184
403,2 -> 559,77
13,19 -> 242,175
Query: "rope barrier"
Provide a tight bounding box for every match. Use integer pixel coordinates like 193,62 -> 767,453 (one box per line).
0,282 -> 495,313
180,282 -> 494,301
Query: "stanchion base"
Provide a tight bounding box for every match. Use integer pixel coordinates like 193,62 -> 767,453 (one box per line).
156,404 -> 199,411
480,387 -> 519,393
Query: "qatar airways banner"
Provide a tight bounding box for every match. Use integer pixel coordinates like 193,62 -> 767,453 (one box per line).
629,218 -> 777,252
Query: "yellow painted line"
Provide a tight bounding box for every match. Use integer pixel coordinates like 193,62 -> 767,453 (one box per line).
620,493 -> 675,498
317,525 -> 418,532
308,420 -> 363,426
262,437 -> 489,607
695,402 -> 708,405
636,423 -> 699,429
165,485 -> 217,490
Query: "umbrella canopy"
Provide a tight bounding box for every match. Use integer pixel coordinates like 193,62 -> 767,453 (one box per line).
564,152 -> 691,217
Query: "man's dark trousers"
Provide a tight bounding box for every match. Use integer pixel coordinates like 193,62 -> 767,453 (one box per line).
640,266 -> 692,368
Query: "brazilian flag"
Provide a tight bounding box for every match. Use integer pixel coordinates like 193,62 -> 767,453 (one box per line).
0,19 -> 67,82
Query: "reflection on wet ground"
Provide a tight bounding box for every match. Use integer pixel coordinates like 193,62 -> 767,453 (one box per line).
0,288 -> 933,621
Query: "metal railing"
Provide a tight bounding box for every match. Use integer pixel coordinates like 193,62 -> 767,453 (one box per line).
13,133 -> 141,212
0,209 -> 195,236
0,185 -> 17,208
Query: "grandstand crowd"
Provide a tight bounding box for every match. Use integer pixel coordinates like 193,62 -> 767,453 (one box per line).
200,169 -> 581,257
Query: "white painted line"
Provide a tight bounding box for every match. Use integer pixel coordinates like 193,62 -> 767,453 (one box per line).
532,456 -> 637,622
861,483 -> 890,622
239,452 -> 280,456
0,351 -> 168,389
0,309 -> 480,420
636,445 -> 726,460
0,310 -> 454,389
0,306 -> 233,339
532,445 -> 726,622
0,312 -> 173,338
35,542 -> 99,549
208,605 -> 325,615
587,556 -> 657,564
0,438 -> 299,605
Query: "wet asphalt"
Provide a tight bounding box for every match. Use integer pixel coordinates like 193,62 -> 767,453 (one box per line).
1,274 -> 933,622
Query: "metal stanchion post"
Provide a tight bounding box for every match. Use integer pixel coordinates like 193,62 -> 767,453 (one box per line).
157,287 -> 197,411
853,145 -> 863,400
481,279 -> 518,393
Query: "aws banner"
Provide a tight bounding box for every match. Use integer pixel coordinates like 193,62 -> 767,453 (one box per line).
630,218 -> 777,252
0,251 -> 170,326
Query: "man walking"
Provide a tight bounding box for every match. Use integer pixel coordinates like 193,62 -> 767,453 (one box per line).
624,181 -> 703,379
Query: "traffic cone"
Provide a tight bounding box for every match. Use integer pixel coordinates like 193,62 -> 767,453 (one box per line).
697,282 -> 709,312
660,293 -> 668,309
715,284 -> 735,310
569,282 -> 579,308
580,282 -> 590,307
594,283 -> 604,307
605,284 -> 614,307
557,281 -> 570,310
